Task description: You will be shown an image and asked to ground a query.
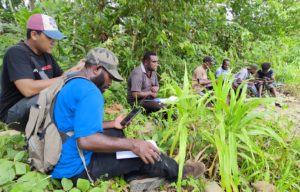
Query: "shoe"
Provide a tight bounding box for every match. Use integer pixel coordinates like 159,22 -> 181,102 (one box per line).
129,177 -> 165,192
275,102 -> 282,108
183,160 -> 206,179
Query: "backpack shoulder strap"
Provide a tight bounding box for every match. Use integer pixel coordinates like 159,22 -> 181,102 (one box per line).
64,73 -> 88,83
76,142 -> 94,184
17,42 -> 49,80
50,73 -> 88,140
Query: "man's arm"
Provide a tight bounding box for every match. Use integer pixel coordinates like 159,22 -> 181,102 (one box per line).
77,133 -> 161,164
132,91 -> 156,99
198,79 -> 212,85
15,77 -> 62,97
14,59 -> 85,97
269,71 -> 275,82
103,115 -> 125,129
129,70 -> 156,99
235,78 -> 243,84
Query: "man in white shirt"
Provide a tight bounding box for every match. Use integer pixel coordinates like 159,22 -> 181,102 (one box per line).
215,59 -> 230,80
233,64 -> 259,97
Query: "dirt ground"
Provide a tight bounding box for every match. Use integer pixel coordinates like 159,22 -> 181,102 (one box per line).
255,95 -> 300,138
276,96 -> 300,136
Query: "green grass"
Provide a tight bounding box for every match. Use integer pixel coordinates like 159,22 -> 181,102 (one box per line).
0,70 -> 300,191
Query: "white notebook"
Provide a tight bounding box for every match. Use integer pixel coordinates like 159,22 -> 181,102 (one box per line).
116,140 -> 158,159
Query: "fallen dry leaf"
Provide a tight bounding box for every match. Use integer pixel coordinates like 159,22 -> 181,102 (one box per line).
204,181 -> 222,192
252,181 -> 276,192
105,103 -> 123,114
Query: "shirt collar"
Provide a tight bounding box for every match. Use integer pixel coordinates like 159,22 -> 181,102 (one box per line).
140,63 -> 146,73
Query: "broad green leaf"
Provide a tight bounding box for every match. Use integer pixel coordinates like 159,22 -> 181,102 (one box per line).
14,151 -> 26,162
69,187 -> 81,192
17,172 -> 49,191
0,160 -> 15,185
14,161 -> 28,175
77,178 -> 90,192
6,148 -> 20,160
10,180 -> 43,192
51,178 -> 62,188
61,178 -> 73,191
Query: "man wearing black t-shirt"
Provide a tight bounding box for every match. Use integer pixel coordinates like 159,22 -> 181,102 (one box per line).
256,62 -> 277,97
0,14 -> 82,129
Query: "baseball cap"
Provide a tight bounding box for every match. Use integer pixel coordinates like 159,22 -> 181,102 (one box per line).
26,14 -> 65,40
85,48 -> 123,81
248,64 -> 258,70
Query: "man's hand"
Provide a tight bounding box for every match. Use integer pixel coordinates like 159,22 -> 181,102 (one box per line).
150,91 -> 157,98
257,80 -> 264,85
151,86 -> 159,93
114,114 -> 126,129
248,82 -> 254,86
131,139 -> 161,164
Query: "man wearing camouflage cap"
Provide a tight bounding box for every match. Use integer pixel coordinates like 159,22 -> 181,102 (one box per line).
52,47 -> 205,191
233,64 -> 259,97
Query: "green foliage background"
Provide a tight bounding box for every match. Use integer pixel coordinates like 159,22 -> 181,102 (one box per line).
1,0 -> 300,85
0,0 -> 300,191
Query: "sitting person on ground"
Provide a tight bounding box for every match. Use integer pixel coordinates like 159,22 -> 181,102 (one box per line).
233,64 -> 259,97
127,51 -> 164,114
215,59 -> 230,80
52,48 -> 205,191
192,56 -> 214,95
256,62 -> 277,97
0,13 -> 82,130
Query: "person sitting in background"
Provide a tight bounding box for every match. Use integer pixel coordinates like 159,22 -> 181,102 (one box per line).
256,62 -> 277,97
215,59 -> 230,80
52,48 -> 205,191
233,64 -> 259,97
192,56 -> 214,95
127,51 -> 164,114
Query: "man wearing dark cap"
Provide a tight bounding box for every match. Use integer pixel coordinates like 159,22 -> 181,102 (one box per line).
52,48 -> 205,191
192,56 -> 214,94
233,64 -> 259,97
0,14 -> 82,129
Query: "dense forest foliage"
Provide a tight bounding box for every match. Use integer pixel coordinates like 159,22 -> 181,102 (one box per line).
1,0 -> 300,84
0,0 -> 300,191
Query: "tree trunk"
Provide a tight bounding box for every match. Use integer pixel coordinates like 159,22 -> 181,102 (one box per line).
99,0 -> 106,12
28,0 -> 35,11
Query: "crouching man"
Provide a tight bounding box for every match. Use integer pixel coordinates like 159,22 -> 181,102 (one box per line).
51,48 -> 205,191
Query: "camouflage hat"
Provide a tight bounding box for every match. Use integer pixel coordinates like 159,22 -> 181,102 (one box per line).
85,48 -> 123,81
248,64 -> 258,70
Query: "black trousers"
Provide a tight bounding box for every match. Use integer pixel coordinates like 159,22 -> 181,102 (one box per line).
140,100 -> 166,114
71,129 -> 178,183
3,95 -> 38,131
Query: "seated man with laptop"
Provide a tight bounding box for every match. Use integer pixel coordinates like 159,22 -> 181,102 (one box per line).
127,51 -> 165,114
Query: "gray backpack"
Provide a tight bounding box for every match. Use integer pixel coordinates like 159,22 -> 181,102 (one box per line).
25,74 -> 94,182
